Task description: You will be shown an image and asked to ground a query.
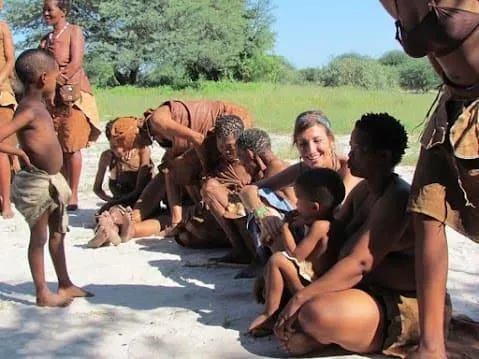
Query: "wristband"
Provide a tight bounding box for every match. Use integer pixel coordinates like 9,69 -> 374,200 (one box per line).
254,206 -> 269,219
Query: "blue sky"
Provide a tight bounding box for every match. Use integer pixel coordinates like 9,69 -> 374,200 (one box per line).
272,1 -> 401,68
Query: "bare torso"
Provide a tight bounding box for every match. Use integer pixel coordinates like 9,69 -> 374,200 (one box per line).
16,100 -> 63,174
339,175 -> 416,292
380,0 -> 479,86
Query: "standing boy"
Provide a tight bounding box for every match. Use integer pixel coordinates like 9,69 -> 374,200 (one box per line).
0,49 -> 92,307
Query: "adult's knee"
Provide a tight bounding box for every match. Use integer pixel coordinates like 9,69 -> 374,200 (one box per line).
298,297 -> 335,344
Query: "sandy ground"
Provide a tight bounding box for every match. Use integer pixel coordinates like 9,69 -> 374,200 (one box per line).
0,134 -> 478,359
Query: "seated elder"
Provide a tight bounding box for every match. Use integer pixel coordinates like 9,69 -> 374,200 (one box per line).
93,117 -> 153,215
272,113 -> 451,358
203,128 -> 294,267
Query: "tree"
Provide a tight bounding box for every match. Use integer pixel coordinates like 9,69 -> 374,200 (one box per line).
398,58 -> 439,92
5,0 -> 276,86
379,50 -> 409,67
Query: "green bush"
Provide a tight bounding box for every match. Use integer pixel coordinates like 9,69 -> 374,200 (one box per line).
320,55 -> 398,90
398,58 -> 440,92
378,50 -> 409,67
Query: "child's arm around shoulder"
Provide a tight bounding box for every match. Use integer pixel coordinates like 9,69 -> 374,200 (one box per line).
0,107 -> 35,167
291,219 -> 331,261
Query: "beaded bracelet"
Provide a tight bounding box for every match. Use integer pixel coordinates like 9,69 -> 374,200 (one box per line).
254,206 -> 269,219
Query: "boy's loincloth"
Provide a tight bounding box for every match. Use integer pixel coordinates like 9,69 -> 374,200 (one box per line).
408,87 -> 479,242
281,251 -> 317,282
12,167 -> 71,233
359,285 -> 452,358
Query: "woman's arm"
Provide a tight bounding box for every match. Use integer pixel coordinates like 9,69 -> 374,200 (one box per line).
254,162 -> 301,191
61,25 -> 85,81
93,150 -> 113,202
275,181 -> 411,330
0,23 -> 15,85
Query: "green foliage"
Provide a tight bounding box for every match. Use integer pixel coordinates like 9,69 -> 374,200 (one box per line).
5,0 -> 275,86
320,54 -> 398,90
398,58 -> 440,92
378,50 -> 410,67
298,67 -> 323,84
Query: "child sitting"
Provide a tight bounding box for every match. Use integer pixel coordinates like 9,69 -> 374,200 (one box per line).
248,168 -> 345,336
93,117 -> 153,215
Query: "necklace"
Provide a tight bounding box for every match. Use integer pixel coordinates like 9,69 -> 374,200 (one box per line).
49,22 -> 69,43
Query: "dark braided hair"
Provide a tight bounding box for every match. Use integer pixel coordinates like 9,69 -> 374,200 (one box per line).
215,114 -> 244,139
354,113 -> 408,167
237,128 -> 271,155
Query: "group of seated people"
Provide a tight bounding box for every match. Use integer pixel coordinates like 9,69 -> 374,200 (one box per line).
89,99 -> 434,358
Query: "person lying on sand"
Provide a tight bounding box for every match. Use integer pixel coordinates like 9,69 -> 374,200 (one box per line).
0,49 -> 93,306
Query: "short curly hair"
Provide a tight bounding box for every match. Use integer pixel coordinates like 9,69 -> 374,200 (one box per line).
354,113 -> 408,167
237,128 -> 271,155
215,114 -> 244,139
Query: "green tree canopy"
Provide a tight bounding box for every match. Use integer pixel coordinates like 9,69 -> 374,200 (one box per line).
5,0 -> 275,86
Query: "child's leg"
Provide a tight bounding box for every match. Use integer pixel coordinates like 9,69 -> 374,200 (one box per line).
410,214 -> 448,359
48,209 -> 94,298
249,253 -> 304,333
29,210 -> 72,307
0,153 -> 13,218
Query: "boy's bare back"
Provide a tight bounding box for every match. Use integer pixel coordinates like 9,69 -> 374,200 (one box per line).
15,99 -> 63,174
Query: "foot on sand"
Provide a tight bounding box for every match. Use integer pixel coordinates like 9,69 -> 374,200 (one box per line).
36,291 -> 73,307
119,208 -> 135,242
1,207 -> 14,219
0,198 -> 14,219
279,332 -> 325,356
98,212 -> 121,246
58,285 -> 94,298
248,313 -> 275,337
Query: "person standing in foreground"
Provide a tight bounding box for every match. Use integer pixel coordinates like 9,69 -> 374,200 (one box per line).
0,3 -> 18,218
40,0 -> 101,211
379,1 -> 479,358
0,49 -> 93,307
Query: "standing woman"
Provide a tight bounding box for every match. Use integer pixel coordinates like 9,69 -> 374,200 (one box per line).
379,1 -> 479,358
41,0 -> 101,210
0,0 -> 18,218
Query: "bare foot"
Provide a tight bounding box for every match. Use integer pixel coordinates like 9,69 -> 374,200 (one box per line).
58,285 -> 94,298
36,290 -> 73,307
98,212 -> 121,246
1,206 -> 14,219
119,209 -> 135,242
88,223 -> 109,248
279,332 -> 325,356
248,313 -> 275,337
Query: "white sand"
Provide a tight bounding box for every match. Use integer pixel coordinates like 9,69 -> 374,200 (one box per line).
0,135 -> 477,359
